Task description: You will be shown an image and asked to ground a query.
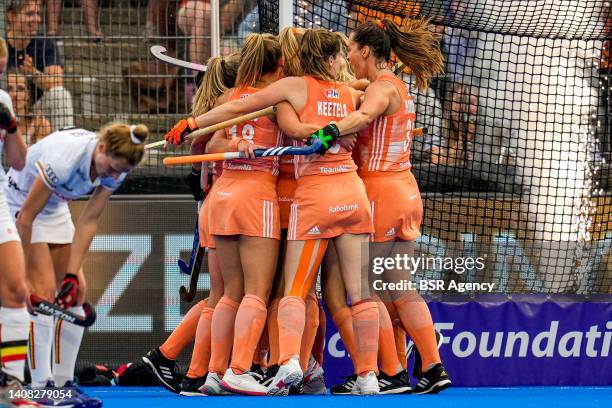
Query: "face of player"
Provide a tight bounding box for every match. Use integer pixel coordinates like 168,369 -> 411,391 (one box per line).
328,53 -> 343,78
347,35 -> 368,80
94,146 -> 134,180
9,2 -> 41,38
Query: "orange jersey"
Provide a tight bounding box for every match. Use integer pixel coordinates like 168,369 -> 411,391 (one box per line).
294,76 -> 357,178
357,73 -> 416,173
224,87 -> 282,175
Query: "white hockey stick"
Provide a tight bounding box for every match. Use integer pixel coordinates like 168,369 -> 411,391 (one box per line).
150,45 -> 207,72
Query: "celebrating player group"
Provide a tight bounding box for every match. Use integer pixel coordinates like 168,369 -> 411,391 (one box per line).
0,17 -> 450,406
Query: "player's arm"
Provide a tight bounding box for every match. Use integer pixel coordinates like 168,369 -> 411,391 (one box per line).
335,81 -> 390,135
276,101 -> 319,140
0,102 -> 26,170
15,176 -> 53,262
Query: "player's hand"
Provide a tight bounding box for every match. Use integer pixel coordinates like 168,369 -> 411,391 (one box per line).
56,273 -> 79,309
164,117 -> 198,146
186,167 -> 205,201
0,103 -> 17,134
307,122 -> 340,154
338,133 -> 357,151
237,139 -> 263,159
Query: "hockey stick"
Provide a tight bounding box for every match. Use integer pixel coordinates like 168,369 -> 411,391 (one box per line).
150,45 -> 206,72
30,295 -> 97,328
145,106 -> 277,150
163,139 -> 324,166
178,215 -> 205,303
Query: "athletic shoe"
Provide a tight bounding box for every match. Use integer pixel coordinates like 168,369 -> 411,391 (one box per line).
410,330 -> 443,379
351,371 -> 379,395
32,381 -> 85,408
302,358 -> 326,395
266,355 -> 303,396
203,372 -> 231,396
249,364 -> 265,384
377,370 -> 411,395
412,363 -> 451,394
179,375 -> 207,397
330,374 -> 356,395
220,368 -> 267,396
0,372 -> 40,407
63,381 -> 102,408
259,365 -> 278,388
141,348 -> 181,394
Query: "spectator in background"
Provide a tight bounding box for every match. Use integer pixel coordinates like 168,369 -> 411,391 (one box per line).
7,70 -> 51,144
6,0 -> 75,131
46,0 -> 105,40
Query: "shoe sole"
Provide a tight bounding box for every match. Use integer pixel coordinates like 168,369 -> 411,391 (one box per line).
179,390 -> 206,397
203,384 -> 231,396
412,379 -> 452,395
351,387 -> 379,395
141,356 -> 180,394
267,372 -> 303,396
378,385 -> 412,395
220,380 -> 267,396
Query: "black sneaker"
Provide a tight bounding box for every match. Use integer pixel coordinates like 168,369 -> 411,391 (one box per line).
330,374 -> 357,395
288,381 -> 303,395
142,348 -> 181,393
411,329 -> 443,378
378,370 -> 411,394
249,364 -> 265,384
179,375 -> 207,396
412,363 -> 451,394
259,364 -> 278,387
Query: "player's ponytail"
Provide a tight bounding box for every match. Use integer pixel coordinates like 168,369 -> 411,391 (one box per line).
300,28 -> 341,82
352,18 -> 444,91
235,33 -> 282,88
192,52 -> 240,116
99,122 -> 149,166
278,27 -> 304,77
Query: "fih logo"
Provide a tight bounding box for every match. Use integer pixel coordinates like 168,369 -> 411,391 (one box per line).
326,89 -> 340,99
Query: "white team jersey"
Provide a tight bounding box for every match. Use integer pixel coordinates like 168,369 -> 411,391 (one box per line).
5,128 -> 126,215
0,89 -> 16,186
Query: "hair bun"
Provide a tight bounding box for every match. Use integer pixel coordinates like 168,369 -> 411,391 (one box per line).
132,124 -> 149,143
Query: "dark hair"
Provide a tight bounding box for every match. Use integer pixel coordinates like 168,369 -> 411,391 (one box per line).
299,29 -> 341,82
352,18 -> 444,90
7,0 -> 40,14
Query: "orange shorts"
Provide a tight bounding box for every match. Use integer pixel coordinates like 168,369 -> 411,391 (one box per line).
277,176 -> 297,229
198,196 -> 215,249
208,170 -> 280,239
287,171 -> 374,240
360,170 -> 423,242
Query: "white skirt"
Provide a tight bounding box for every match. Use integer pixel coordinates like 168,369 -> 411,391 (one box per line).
0,191 -> 20,245
8,202 -> 75,245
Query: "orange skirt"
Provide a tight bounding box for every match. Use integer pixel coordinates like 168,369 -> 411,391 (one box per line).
359,170 -> 422,242
287,171 -> 373,240
277,176 -> 297,230
198,196 -> 215,249
208,170 -> 280,239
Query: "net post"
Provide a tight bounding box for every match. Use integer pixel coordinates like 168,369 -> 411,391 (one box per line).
211,0 -> 221,57
279,0 -> 294,29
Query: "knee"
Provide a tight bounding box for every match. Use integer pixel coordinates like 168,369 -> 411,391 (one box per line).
2,279 -> 28,306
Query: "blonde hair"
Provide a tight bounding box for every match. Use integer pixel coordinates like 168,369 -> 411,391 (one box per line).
235,33 -> 282,88
98,123 -> 148,166
0,39 -> 7,59
334,32 -> 357,84
278,27 -> 304,77
191,53 -> 240,116
352,18 -> 444,91
299,29 -> 341,82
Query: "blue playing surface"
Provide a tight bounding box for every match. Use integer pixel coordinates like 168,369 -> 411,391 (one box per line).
86,386 -> 612,408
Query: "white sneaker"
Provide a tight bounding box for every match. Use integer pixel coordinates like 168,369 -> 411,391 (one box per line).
302,357 -> 326,395
220,368 -> 268,396
203,372 -> 231,396
351,371 -> 379,395
267,355 -> 303,396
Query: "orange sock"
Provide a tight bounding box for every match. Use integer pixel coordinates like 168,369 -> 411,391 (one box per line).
159,300 -> 206,360
299,293 -> 319,371
393,294 -> 440,372
331,307 -> 358,370
351,300 -> 379,375
209,296 -> 239,374
267,298 -> 280,366
377,301 -> 401,375
186,306 -> 213,378
277,296 -> 305,364
312,303 -> 326,365
394,325 -> 407,370
255,322 -> 268,366
229,295 -> 267,374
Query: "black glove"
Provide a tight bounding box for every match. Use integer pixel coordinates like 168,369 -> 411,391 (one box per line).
0,103 -> 17,134
186,167 -> 205,201
307,123 -> 340,153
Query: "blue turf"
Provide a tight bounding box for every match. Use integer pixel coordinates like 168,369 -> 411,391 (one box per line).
86,386 -> 612,408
